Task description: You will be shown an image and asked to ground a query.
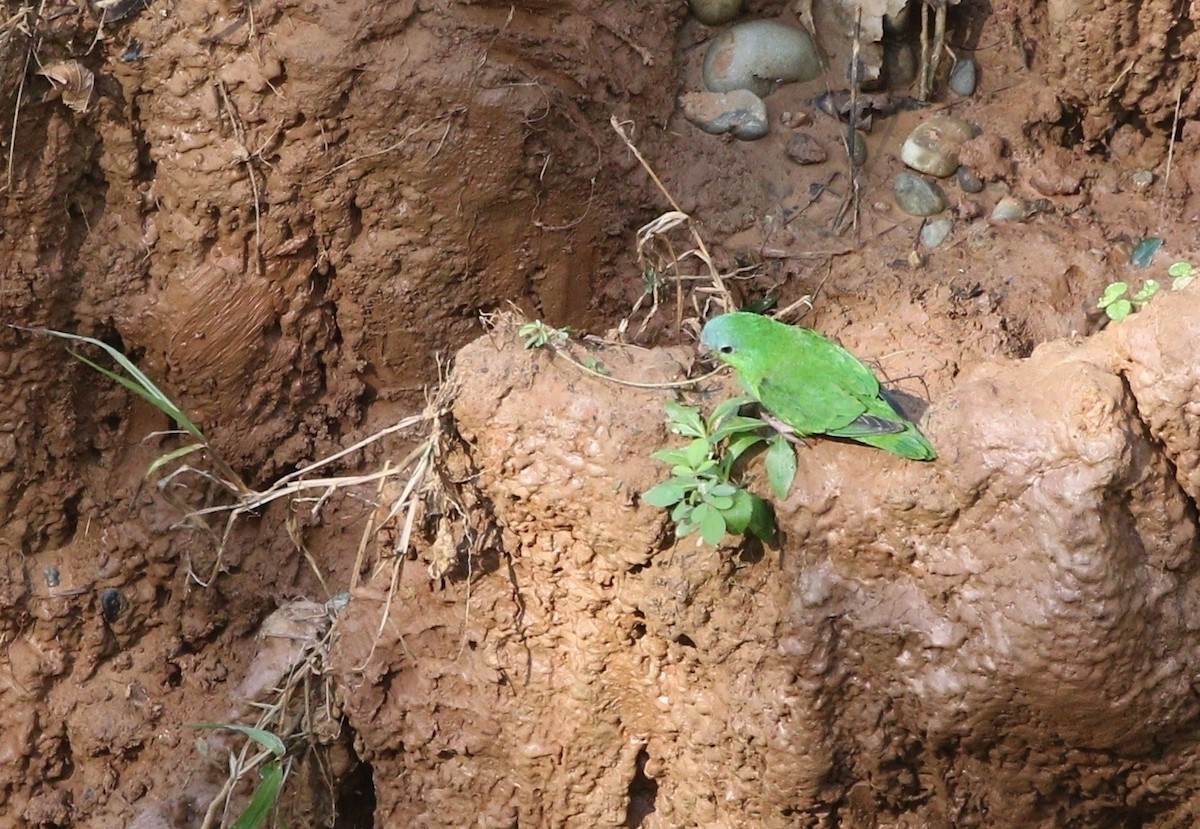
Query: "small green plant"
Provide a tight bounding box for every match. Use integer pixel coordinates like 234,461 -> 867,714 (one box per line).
21,326 -> 444,587
1168,260 -> 1196,290
642,397 -> 796,545
518,319 -> 571,349
16,327 -> 252,492
1098,280 -> 1160,321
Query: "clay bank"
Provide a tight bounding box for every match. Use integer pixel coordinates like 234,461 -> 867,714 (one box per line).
2,0 -> 1200,827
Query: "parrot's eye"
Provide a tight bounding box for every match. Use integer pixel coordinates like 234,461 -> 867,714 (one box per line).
719,345 -> 734,355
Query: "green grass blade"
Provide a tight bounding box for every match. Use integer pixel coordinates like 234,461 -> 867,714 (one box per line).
20,327 -> 205,440
190,723 -> 286,757
230,760 -> 284,829
145,443 -> 205,479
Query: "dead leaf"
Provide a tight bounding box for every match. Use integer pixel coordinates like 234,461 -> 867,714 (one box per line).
39,60 -> 95,114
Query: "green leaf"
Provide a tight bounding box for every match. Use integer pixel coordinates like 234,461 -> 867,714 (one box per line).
651,447 -> 692,466
681,438 -> 712,470
642,481 -> 688,508
20,328 -> 205,441
145,442 -> 205,479
721,489 -> 754,534
709,395 -> 754,426
1131,279 -> 1160,304
699,506 -> 727,545
1098,282 -> 1128,308
1105,299 -> 1133,321
702,492 -> 735,510
518,320 -> 569,349
1130,236 -> 1163,269
229,760 -> 284,829
723,433 -> 766,466
746,494 -> 776,543
1167,261 -> 1194,278
709,483 -> 738,498
1174,274 -> 1196,291
581,356 -> 609,376
665,400 -> 705,438
671,500 -> 694,522
709,416 -> 768,444
675,510 -> 699,538
190,723 -> 286,758
765,435 -> 797,500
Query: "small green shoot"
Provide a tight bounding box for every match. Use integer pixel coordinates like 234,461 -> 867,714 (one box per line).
1098,281 -> 1132,320
580,355 -> 609,376
192,723 -> 287,829
1168,260 -> 1196,291
518,319 -> 570,349
643,397 -> 795,545
1098,279 -> 1160,321
16,326 -> 251,496
22,328 -> 204,439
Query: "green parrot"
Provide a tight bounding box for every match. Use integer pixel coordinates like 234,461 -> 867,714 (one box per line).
699,312 -> 936,460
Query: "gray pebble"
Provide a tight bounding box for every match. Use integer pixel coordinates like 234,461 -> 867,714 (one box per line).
43,565 -> 60,588
703,19 -> 822,98
956,165 -> 984,193
1131,169 -> 1155,191
894,172 -> 948,216
680,89 -> 769,140
991,196 -> 1029,222
921,218 -> 954,248
785,132 -> 827,164
949,57 -> 978,97
689,0 -> 743,25
900,114 -> 975,178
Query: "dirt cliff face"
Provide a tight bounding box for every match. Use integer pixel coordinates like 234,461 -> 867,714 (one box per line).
2,0 -> 1200,826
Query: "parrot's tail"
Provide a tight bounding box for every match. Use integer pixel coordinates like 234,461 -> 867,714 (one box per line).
847,421 -> 935,460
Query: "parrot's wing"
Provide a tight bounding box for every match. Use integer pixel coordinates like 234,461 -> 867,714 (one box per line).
796,329 -> 882,400
755,328 -> 903,435
758,373 -> 870,434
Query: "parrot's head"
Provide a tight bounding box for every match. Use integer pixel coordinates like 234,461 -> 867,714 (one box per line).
699,312 -> 761,373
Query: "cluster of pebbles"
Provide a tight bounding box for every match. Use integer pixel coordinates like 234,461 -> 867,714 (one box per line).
681,13 -> 822,141
680,1 -> 1015,248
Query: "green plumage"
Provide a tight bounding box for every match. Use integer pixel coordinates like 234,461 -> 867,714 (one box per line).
700,312 -> 936,461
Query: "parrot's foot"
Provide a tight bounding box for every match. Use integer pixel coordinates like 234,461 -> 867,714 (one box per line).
760,410 -> 809,446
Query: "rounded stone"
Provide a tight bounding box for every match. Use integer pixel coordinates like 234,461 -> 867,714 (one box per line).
956,165 -> 984,193
920,218 -> 953,248
702,19 -> 823,98
894,172 -> 948,216
991,196 -> 1028,222
949,57 -> 978,96
689,0 -> 743,25
900,114 -> 976,178
680,89 -> 769,141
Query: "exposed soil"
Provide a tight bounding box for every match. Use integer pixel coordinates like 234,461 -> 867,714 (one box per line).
1,0 -> 1199,827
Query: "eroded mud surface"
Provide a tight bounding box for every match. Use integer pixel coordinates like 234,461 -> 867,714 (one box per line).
2,0 -> 1200,826
333,298 -> 1200,828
